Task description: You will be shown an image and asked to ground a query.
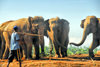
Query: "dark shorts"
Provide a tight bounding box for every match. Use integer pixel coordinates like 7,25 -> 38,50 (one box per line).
8,50 -> 18,62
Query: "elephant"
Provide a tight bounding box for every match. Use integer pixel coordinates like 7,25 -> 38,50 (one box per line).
2,16 -> 45,59
70,16 -> 100,58
44,17 -> 69,57
0,21 -> 13,59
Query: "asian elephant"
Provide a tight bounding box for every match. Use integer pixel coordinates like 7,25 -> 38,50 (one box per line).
44,17 -> 69,57
0,21 -> 13,59
2,16 -> 45,59
70,16 -> 100,58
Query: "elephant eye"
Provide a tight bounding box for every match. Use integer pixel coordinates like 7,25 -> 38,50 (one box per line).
51,21 -> 56,24
51,22 -> 53,24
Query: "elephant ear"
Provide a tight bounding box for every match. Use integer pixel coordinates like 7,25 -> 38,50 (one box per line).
57,19 -> 63,34
80,19 -> 85,28
28,16 -> 33,29
44,19 -> 50,31
44,19 -> 50,37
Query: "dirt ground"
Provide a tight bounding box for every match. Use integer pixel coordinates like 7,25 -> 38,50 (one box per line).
0,54 -> 100,67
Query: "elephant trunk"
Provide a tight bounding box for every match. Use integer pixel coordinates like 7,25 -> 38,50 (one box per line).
70,27 -> 87,46
53,29 -> 67,50
38,25 -> 44,42
38,25 -> 45,53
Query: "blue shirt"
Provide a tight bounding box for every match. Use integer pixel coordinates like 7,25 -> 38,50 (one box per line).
10,32 -> 20,50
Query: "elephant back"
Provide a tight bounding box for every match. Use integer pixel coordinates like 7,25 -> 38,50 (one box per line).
0,20 -> 13,35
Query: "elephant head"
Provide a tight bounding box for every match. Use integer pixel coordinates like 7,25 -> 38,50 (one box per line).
27,16 -> 45,35
70,16 -> 99,46
45,17 -> 67,50
27,16 -> 45,56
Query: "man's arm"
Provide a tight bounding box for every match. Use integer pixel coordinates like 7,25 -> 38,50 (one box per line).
16,33 -> 25,41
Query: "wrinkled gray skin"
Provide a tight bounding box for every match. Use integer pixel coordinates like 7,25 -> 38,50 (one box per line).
70,16 -> 100,58
44,17 -> 69,57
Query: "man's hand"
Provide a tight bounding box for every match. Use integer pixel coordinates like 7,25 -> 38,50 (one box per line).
23,32 -> 26,36
22,32 -> 26,38
19,33 -> 26,41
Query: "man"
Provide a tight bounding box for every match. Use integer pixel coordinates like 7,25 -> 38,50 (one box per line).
7,26 -> 25,67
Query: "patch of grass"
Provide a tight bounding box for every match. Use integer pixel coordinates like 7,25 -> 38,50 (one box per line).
42,64 -> 44,66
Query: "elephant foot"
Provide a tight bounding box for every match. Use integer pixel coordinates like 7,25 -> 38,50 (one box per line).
62,55 -> 65,58
34,57 -> 40,60
89,54 -> 94,58
40,53 -> 46,57
64,54 -> 67,57
27,56 -> 33,60
27,57 -> 33,60
0,56 -> 2,59
58,55 -> 61,58
3,56 -> 8,59
61,54 -> 67,58
41,52 -> 46,57
54,54 -> 61,58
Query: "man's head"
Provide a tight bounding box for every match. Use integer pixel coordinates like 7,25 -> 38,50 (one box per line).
13,26 -> 19,32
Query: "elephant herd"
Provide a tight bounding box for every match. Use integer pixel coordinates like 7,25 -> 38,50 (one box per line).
0,16 -> 100,60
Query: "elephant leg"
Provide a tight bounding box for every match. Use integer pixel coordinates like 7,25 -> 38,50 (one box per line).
89,38 -> 99,58
24,36 -> 33,59
49,38 -> 53,54
0,35 -> 6,59
53,41 -> 60,57
20,42 -> 27,59
33,37 -> 39,59
3,47 -> 9,59
3,38 -> 10,59
27,44 -> 32,59
61,42 -> 65,57
23,43 -> 27,59
64,37 -> 69,57
0,40 -> 5,59
60,37 -> 68,57
2,32 -> 10,59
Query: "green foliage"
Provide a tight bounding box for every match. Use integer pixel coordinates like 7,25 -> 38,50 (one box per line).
67,45 -> 99,55
94,48 -> 97,54
67,46 -> 89,55
32,43 -> 99,57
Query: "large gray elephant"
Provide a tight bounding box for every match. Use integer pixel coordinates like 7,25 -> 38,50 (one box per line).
44,17 -> 69,57
2,16 -> 45,59
70,16 -> 100,58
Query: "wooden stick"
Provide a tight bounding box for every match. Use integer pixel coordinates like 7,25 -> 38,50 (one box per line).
17,49 -> 19,60
19,49 -> 21,61
3,31 -> 43,36
90,57 -> 96,66
17,49 -> 22,67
